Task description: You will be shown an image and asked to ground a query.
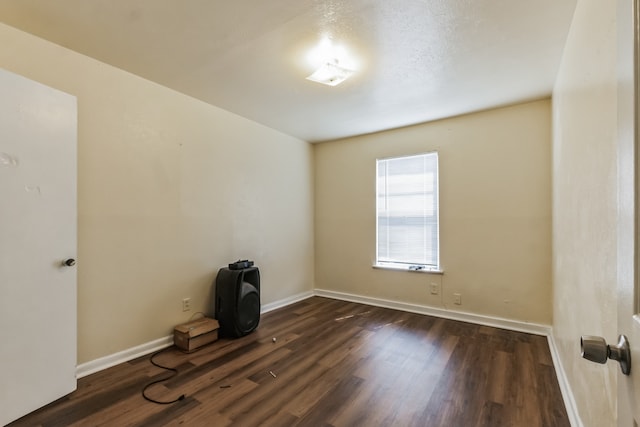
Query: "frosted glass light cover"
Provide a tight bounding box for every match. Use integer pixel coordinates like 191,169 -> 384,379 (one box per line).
306,61 -> 354,86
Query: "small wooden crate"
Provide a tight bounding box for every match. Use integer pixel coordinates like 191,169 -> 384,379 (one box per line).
173,317 -> 220,352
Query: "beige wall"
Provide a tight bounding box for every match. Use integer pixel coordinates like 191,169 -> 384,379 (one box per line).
315,100 -> 552,325
2,9 -> 621,423
551,0 -> 618,425
0,23 -> 315,364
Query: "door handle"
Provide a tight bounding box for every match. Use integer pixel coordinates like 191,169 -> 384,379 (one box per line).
580,335 -> 631,375
62,258 -> 76,267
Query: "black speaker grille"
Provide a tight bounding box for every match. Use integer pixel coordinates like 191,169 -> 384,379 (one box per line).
237,288 -> 260,333
215,267 -> 260,337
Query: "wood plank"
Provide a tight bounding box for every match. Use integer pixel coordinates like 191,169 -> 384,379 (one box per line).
8,297 -> 570,427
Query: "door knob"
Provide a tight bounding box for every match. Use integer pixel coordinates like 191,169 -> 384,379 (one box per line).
62,258 -> 76,267
581,335 -> 631,375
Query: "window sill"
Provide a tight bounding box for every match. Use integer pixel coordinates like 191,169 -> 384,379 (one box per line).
372,264 -> 444,274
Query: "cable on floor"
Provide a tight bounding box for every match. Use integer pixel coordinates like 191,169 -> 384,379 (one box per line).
141,346 -> 186,405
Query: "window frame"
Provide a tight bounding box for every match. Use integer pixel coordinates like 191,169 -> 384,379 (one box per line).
374,151 -> 442,273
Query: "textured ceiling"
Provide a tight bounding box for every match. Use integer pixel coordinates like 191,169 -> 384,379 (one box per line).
0,0 -> 577,142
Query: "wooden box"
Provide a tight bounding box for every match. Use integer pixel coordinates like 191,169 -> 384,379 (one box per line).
174,317 -> 220,352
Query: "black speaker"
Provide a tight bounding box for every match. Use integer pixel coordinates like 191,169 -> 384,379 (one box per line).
215,266 -> 260,337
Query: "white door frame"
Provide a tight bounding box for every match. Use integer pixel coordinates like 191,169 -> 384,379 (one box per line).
617,0 -> 640,425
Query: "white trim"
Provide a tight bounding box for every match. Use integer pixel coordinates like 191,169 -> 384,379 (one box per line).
261,290 -> 315,314
314,288 -> 583,426
314,288 -> 551,335
547,333 -> 584,427
372,264 -> 444,274
76,335 -> 173,379
75,291 -> 314,379
75,288 -> 581,427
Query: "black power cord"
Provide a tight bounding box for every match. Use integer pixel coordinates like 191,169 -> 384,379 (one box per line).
141,346 -> 186,405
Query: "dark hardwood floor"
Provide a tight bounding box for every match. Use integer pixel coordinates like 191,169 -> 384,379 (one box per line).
9,297 -> 570,426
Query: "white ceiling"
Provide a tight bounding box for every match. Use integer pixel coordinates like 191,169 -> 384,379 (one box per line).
0,0 -> 577,142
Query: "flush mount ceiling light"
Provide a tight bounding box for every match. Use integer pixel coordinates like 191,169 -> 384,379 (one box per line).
305,36 -> 357,87
306,59 -> 355,86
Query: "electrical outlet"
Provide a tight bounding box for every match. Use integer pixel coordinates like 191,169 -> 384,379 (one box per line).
453,293 -> 462,305
430,283 -> 439,295
182,297 -> 191,312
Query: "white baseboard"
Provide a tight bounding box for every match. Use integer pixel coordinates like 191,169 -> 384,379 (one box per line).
314,289 -> 551,336
261,290 -> 314,314
314,288 -> 583,426
75,291 -> 314,379
76,289 -> 580,427
76,335 -> 173,379
547,333 -> 583,427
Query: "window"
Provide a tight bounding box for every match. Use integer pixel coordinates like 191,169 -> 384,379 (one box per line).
376,152 -> 440,271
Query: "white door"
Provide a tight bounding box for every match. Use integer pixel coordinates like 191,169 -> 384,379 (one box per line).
617,0 -> 640,425
0,68 -> 77,425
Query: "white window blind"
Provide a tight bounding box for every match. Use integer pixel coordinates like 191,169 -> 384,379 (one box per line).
376,152 -> 439,270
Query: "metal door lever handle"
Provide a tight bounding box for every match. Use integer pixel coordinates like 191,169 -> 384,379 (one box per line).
580,335 -> 631,375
